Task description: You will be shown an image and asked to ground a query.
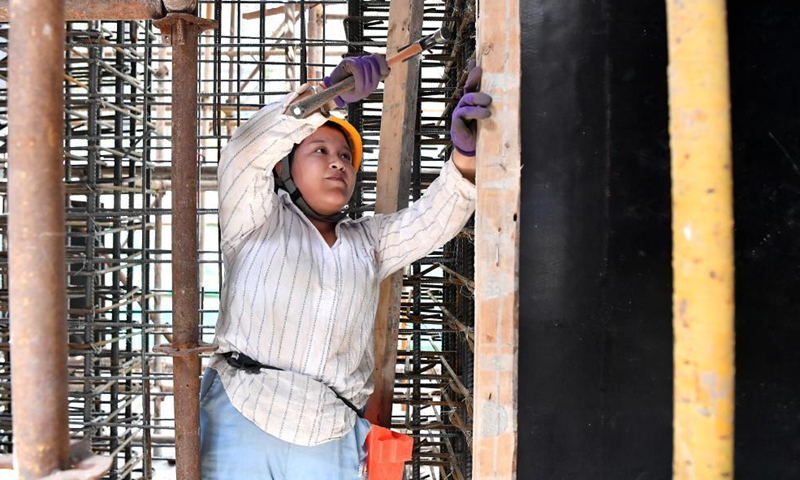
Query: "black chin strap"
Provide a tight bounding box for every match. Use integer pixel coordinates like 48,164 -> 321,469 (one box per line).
275,155 -> 349,223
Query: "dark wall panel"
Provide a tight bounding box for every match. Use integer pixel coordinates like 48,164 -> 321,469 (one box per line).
518,1 -> 672,479
517,1 -> 800,478
729,3 -> 800,479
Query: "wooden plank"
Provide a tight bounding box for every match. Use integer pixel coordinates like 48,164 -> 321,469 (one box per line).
473,0 -> 521,478
364,0 -> 425,427
307,4 -> 324,81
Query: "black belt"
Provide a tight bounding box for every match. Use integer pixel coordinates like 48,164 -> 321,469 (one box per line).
221,352 -> 363,417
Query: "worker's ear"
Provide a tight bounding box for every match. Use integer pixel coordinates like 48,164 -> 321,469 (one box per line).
274,161 -> 284,177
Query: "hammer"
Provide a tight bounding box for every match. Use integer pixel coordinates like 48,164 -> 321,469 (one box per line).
288,27 -> 452,119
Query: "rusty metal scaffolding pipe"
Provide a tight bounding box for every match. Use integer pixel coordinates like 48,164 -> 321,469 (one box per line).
152,13 -> 216,480
163,0 -> 197,13
0,0 -> 162,22
166,16 -> 201,480
7,0 -> 70,478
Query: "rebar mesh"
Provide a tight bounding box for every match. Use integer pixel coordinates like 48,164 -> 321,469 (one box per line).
1,19 -> 160,478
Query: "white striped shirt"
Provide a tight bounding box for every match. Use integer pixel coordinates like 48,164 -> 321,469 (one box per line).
211,88 -> 477,446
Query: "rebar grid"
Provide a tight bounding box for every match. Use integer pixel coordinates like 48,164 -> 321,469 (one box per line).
0,19 -> 159,478
0,0 -> 476,478
379,1 -> 476,478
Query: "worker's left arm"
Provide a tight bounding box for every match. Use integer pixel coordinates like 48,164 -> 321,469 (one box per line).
364,65 -> 492,280
369,157 -> 477,282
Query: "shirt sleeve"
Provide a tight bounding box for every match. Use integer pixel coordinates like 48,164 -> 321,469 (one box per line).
217,86 -> 328,252
370,158 -> 477,282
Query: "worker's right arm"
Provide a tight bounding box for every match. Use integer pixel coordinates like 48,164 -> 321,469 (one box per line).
217,86 -> 327,252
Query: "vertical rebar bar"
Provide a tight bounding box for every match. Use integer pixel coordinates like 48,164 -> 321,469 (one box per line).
84,23 -> 100,441
411,92 -> 423,480
8,0 -> 70,477
299,0 -> 307,85
412,264 -> 422,480
258,2 -> 266,106
345,0 -> 364,217
109,21 -> 125,480
123,20 -> 137,472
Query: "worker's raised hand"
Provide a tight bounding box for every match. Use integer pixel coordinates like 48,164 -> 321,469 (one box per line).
451,65 -> 492,157
324,54 -> 390,108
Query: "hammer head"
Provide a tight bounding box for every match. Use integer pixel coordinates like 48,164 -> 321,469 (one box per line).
419,26 -> 453,51
432,26 -> 453,44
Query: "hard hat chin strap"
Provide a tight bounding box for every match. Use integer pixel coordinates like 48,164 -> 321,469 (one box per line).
275,154 -> 349,223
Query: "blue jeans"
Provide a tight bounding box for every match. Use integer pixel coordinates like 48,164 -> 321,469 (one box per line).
199,368 -> 370,480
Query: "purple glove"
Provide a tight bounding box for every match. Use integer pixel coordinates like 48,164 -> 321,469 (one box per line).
451,65 -> 492,157
324,54 -> 390,108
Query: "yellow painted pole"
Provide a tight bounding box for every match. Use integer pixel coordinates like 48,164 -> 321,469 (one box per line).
666,1 -> 734,479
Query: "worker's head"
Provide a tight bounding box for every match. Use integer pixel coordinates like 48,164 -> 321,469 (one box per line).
275,117 -> 363,222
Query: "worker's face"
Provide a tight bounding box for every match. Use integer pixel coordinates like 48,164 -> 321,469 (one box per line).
288,125 -> 356,215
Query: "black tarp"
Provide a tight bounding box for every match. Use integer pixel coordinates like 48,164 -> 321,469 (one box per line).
517,2 -> 800,478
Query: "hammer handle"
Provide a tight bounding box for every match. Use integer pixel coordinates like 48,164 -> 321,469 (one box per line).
287,44 -> 424,119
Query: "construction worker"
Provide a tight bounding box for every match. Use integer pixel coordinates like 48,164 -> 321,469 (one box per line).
200,54 -> 492,479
